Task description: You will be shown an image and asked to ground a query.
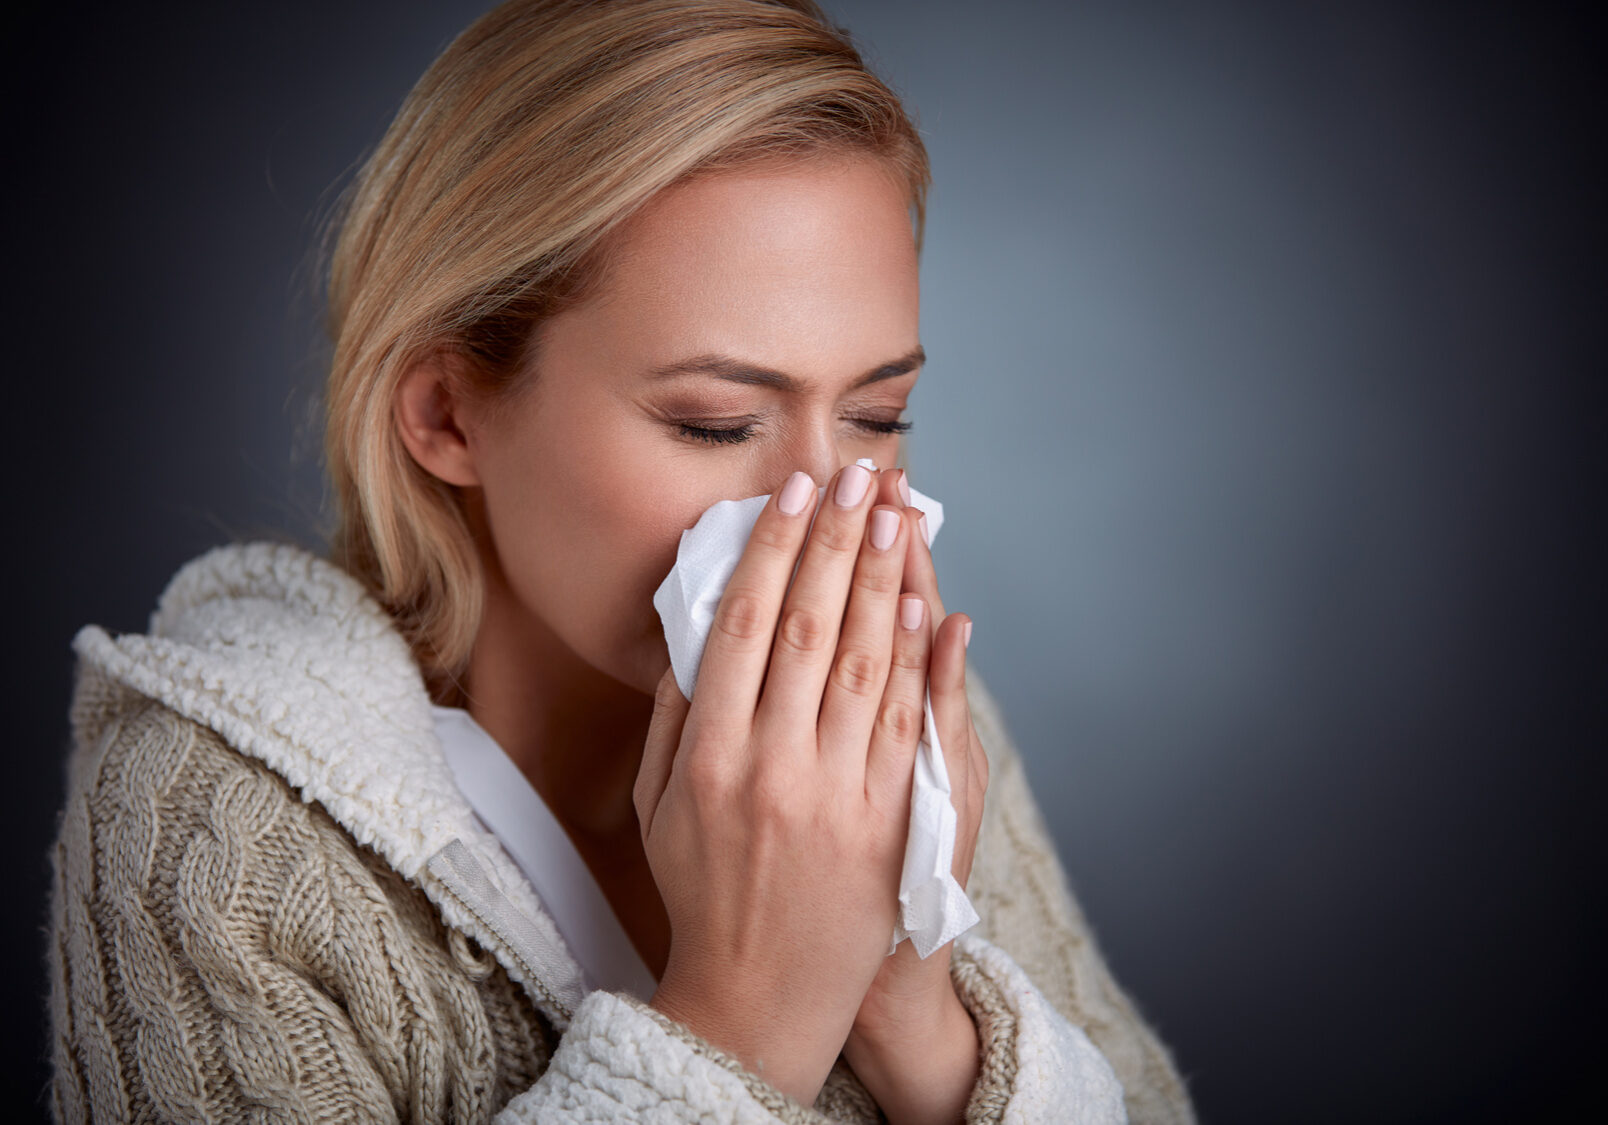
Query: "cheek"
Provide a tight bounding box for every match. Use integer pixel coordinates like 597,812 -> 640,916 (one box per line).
503,463 -> 703,665
479,403 -> 771,687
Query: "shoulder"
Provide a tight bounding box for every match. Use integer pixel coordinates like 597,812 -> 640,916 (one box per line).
59,660 -> 445,989
63,660 -> 341,895
58,657 -> 475,978
960,660 -> 1198,1125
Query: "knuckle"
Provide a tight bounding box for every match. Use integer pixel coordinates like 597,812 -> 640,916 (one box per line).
713,590 -> 770,644
777,605 -> 830,656
748,516 -> 797,556
748,767 -> 798,822
889,638 -> 928,675
813,517 -> 862,557
682,751 -> 732,800
877,698 -> 923,746
831,647 -> 884,699
854,561 -> 902,598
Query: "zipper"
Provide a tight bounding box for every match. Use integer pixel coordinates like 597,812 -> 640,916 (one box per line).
426,837 -> 580,1025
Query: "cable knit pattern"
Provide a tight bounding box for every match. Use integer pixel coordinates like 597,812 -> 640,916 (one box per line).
952,945 -> 1019,1123
45,540 -> 1193,1122
50,680 -> 548,1122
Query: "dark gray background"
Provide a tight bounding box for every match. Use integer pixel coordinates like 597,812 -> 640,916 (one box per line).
11,1 -> 1602,1120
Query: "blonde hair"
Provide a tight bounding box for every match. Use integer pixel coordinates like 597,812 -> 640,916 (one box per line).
322,0 -> 930,701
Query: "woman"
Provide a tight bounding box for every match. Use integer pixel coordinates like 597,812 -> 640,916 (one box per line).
47,1 -> 1193,1121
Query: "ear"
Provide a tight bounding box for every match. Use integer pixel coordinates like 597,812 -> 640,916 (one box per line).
394,351 -> 482,488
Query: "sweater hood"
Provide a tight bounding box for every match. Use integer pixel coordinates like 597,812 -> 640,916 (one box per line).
71,539 -> 590,1027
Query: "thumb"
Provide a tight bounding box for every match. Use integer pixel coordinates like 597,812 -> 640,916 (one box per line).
634,663 -> 689,843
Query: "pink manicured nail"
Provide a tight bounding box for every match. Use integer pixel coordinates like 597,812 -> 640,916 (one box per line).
918,513 -> 931,546
900,597 -> 925,631
778,471 -> 814,516
963,620 -> 973,648
835,464 -> 871,507
870,509 -> 899,550
897,470 -> 912,507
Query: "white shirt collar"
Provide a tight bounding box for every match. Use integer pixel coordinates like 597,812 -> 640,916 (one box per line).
431,703 -> 657,1002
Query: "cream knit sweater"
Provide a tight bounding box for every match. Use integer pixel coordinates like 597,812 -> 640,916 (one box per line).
46,542 -> 1193,1123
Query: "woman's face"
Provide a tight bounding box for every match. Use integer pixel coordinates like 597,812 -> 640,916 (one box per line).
463,155 -> 922,697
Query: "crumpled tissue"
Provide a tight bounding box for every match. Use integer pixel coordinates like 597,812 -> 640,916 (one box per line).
652,458 -> 980,958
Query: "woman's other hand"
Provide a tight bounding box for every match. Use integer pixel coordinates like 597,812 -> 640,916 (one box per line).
839,467 -> 989,1124
634,463 -> 932,1107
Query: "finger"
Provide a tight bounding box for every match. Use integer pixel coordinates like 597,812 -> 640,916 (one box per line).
877,466 -> 912,511
927,611 -> 973,818
865,590 -> 931,804
690,469 -> 820,743
968,712 -> 990,801
634,663 -> 690,841
817,501 -> 914,778
952,711 -> 987,890
900,495 -> 947,640
755,462 -> 878,736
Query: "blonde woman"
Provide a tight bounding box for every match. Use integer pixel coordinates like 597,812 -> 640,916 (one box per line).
47,1 -> 1193,1121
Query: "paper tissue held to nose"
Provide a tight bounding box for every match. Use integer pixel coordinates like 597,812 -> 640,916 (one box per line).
652,458 -> 981,958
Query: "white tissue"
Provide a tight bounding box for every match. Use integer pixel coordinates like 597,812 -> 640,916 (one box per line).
652,458 -> 980,959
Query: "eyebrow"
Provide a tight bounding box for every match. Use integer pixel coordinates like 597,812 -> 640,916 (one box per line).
645,345 -> 925,392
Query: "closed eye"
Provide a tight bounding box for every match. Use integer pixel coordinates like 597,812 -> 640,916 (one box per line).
677,417 -> 913,446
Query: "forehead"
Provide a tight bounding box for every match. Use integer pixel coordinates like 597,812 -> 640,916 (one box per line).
608,155 -> 916,269
551,156 -> 920,381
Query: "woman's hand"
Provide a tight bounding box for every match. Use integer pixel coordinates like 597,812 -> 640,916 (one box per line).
841,467 -> 991,1124
634,463 -> 934,1107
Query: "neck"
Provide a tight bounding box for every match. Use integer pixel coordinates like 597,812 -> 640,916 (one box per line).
459,535 -> 655,850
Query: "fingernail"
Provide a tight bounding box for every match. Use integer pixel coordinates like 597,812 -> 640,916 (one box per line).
870,509 -> 899,550
897,470 -> 912,507
919,513 -> 930,546
779,471 -> 814,516
900,596 -> 925,631
963,620 -> 973,648
835,463 -> 871,507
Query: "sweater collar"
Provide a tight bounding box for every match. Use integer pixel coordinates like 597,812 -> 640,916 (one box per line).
71,540 -> 588,1027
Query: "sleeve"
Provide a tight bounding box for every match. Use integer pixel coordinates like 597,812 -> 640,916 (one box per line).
952,932 -> 1130,1124
957,666 -> 1197,1125
493,989 -> 842,1124
491,939 -> 1133,1125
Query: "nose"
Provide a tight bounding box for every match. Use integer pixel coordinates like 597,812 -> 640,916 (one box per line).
759,417 -> 896,500
790,429 -> 853,496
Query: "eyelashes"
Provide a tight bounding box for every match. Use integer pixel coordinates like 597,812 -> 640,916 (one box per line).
678,417 -> 913,446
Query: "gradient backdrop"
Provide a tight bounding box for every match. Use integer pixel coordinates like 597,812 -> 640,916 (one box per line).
11,2 -> 1602,1121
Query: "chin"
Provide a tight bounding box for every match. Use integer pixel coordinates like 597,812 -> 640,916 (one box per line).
633,639 -> 674,697
597,629 -> 671,698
